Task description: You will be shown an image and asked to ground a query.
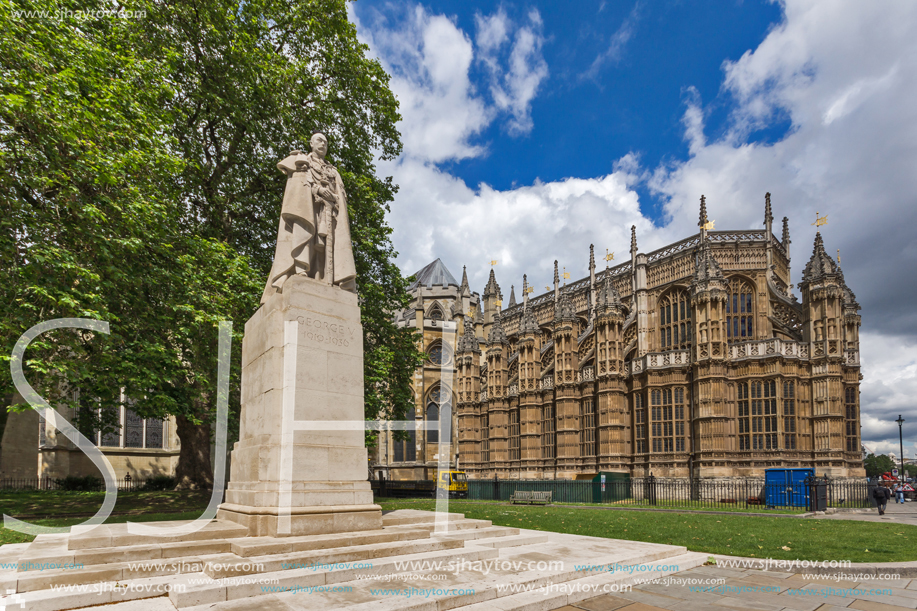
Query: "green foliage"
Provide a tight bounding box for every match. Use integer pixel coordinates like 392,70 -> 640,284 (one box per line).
141,475 -> 177,491
54,475 -> 103,491
864,453 -> 897,477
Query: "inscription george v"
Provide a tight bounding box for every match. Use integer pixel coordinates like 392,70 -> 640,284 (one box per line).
296,315 -> 356,348
261,132 -> 358,303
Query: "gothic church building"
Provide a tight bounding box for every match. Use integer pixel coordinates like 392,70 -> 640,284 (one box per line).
376,195 -> 865,480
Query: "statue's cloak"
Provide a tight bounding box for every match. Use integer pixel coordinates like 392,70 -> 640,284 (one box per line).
261,152 -> 357,303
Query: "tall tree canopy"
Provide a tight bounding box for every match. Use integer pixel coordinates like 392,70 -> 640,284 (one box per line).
1,0 -> 421,488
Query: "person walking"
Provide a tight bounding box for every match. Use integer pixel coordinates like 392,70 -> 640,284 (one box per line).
873,484 -> 892,515
895,483 -> 906,504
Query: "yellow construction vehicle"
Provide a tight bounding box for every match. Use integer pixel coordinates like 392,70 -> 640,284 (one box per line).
437,470 -> 468,499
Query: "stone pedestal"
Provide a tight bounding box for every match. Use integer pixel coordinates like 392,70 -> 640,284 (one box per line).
217,275 -> 382,536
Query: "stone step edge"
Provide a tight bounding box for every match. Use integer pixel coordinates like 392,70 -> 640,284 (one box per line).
204,537 -> 468,579
381,512 -> 466,526
472,533 -> 551,549
171,545 -> 503,608
432,526 -> 521,541
18,538 -> 234,570
67,520 -> 249,550
386,519 -> 494,532
231,527 -> 432,558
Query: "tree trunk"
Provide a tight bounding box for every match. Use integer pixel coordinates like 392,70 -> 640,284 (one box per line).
174,414 -> 213,490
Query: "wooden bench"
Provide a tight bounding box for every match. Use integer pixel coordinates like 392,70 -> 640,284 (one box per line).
747,497 -> 762,505
510,491 -> 552,505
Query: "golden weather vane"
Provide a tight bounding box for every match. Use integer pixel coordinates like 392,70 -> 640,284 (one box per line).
546,285 -> 551,291
562,266 -> 570,280
490,260 -> 498,267
495,300 -> 502,307
605,249 -> 614,262
703,219 -> 715,231
812,211 -> 828,227
525,286 -> 534,294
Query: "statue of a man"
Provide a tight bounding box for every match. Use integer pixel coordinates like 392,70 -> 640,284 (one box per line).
261,132 -> 357,303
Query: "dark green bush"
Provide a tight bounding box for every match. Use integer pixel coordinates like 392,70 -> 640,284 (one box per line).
142,475 -> 176,491
54,475 -> 103,491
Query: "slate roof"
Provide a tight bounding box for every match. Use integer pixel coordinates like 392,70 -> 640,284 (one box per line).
408,258 -> 459,290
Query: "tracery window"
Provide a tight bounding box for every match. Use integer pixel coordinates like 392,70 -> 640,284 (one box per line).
783,381 -> 796,450
509,409 -> 520,460
426,403 -> 439,444
845,387 -> 858,452
427,342 -> 451,366
659,290 -> 691,350
481,413 -> 490,463
726,278 -> 755,341
751,380 -> 778,450
650,388 -> 683,453
581,399 -> 596,457
393,408 -> 416,463
738,383 -> 750,450
542,405 -> 555,459
634,393 -> 647,454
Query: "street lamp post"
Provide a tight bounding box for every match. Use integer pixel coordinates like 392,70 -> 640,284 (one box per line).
896,415 -> 906,483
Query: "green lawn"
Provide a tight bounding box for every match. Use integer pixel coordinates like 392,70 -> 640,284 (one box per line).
378,499 -> 915,563
1,492 -> 908,563
0,490 -> 212,546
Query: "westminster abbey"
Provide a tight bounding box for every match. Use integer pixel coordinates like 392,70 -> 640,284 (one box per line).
374,195 -> 865,481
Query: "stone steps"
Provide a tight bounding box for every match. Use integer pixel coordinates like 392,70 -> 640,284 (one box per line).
203,536 -> 468,579
67,520 -> 248,551
171,544 -> 502,608
381,510 -> 466,526
229,527 -> 431,558
387,518 -> 494,533
179,542 -> 703,611
470,533 -> 551,548
431,526 -> 521,541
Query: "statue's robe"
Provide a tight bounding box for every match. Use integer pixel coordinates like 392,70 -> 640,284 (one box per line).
261,151 -> 357,303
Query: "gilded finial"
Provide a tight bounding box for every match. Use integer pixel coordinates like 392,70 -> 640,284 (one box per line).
812,211 -> 828,227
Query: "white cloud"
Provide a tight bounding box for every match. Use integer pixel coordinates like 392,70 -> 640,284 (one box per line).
581,3 -> 640,81
476,9 -> 549,135
355,5 -> 490,163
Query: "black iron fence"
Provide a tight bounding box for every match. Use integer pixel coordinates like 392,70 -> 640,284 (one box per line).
0,477 -> 149,492
374,476 -> 872,510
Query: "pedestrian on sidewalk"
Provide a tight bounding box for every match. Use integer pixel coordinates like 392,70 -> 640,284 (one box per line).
873,484 -> 891,515
895,483 -> 906,504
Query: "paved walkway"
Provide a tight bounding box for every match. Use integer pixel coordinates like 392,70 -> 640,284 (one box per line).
558,564 -> 917,611
811,499 -> 917,526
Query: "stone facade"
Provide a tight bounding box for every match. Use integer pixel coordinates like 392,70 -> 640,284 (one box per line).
376,195 -> 865,480
0,392 -> 180,481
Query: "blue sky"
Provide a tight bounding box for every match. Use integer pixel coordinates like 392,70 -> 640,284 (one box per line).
350,0 -> 917,456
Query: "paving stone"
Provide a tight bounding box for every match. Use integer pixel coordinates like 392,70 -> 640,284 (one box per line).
849,600 -> 917,611
617,603 -> 671,611
574,594 -> 636,610
714,595 -> 786,611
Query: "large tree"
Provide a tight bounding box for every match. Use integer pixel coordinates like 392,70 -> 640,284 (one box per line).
0,0 -> 259,473
126,0 -> 422,486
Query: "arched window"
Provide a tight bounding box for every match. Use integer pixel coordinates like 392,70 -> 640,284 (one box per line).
659,290 -> 691,350
427,302 -> 444,321
726,278 -> 755,341
393,409 -> 416,463
426,403 -> 439,443
426,386 -> 450,444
